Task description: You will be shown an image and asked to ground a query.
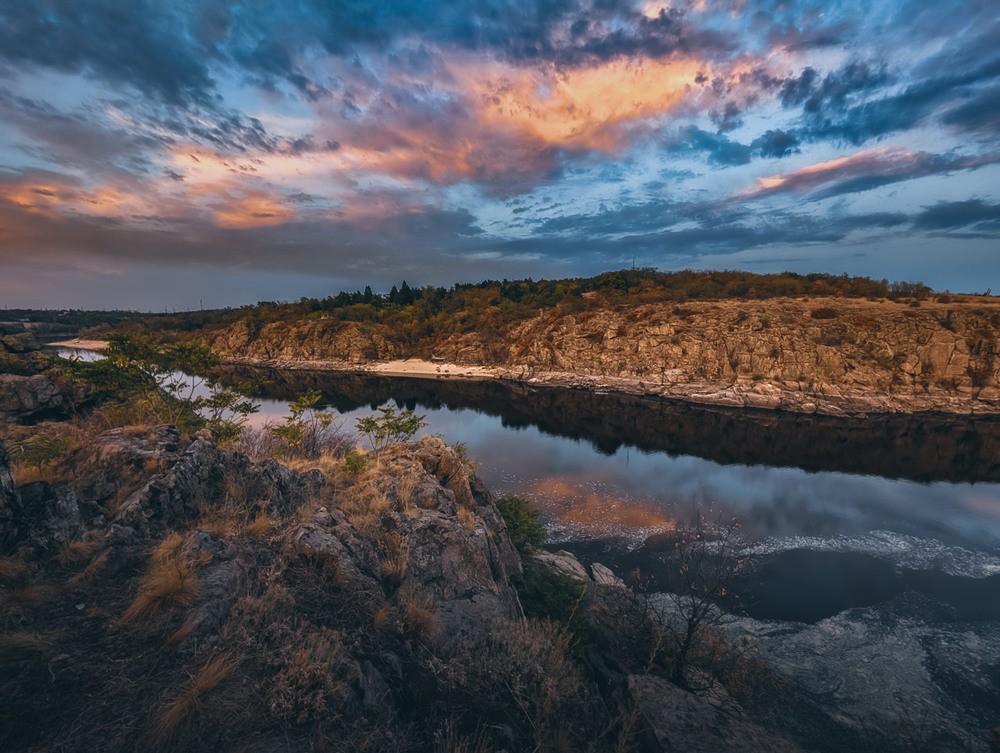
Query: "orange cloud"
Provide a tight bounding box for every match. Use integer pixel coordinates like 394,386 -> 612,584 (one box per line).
744,147 -> 901,196
458,57 -> 705,151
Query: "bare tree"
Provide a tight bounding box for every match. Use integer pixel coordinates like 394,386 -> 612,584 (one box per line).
659,510 -> 753,689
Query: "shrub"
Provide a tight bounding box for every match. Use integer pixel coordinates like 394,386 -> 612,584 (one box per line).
342,448 -> 368,474
518,561 -> 589,643
810,307 -> 838,319
355,405 -> 427,452
8,433 -> 72,474
495,495 -> 545,556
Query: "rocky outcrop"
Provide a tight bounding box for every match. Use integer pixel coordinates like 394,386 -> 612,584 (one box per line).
287,436 -> 523,653
628,673 -> 802,753
208,297 -> 1000,415
0,427 -> 840,752
0,374 -> 70,423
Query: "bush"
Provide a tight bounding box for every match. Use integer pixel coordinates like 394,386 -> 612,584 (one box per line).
355,405 -> 427,452
495,495 -> 545,556
810,307 -> 838,319
518,561 -> 589,642
342,449 -> 367,475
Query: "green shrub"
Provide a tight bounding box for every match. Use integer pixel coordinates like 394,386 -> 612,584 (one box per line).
355,405 -> 426,452
342,449 -> 368,475
9,433 -> 72,472
518,561 -> 589,645
810,307 -> 838,319
495,495 -> 545,556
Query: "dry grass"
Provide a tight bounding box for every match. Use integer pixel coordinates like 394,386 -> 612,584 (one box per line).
397,471 -> 419,513
12,465 -> 57,484
56,537 -> 103,568
245,513 -> 274,537
402,591 -> 439,643
0,555 -> 27,585
268,626 -> 351,724
152,652 -> 237,747
456,506 -> 477,531
434,719 -> 495,753
373,603 -> 393,631
376,529 -> 408,585
443,619 -> 595,753
281,450 -> 343,478
120,533 -> 202,623
340,467 -> 393,527
1,584 -> 55,606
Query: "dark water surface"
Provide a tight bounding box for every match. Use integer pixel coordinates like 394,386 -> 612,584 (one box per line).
222,366 -> 1000,617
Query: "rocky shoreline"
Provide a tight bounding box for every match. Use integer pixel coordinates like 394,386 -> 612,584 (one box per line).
217,354 -> 1000,417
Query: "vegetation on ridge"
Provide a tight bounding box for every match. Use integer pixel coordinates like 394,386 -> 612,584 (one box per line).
85,268 -> 927,342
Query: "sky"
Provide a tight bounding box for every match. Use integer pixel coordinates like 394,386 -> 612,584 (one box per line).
1,0 -> 999,310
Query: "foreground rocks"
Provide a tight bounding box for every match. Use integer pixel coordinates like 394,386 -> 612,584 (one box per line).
0,427 -> 815,752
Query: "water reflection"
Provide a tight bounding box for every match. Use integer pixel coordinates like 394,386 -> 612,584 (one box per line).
218,366 -> 1000,557
222,366 -> 1000,483
56,352 -> 1000,558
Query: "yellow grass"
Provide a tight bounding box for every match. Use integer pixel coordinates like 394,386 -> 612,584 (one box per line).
56,538 -> 102,568
457,506 -> 477,531
121,533 -> 202,623
245,513 -> 274,537
403,592 -> 439,643
152,653 -> 237,746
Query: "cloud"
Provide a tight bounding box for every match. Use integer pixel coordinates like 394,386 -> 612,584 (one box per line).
743,148 -> 1000,201
751,129 -> 800,159
914,200 -> 1000,230
669,126 -> 752,165
0,2 -> 217,106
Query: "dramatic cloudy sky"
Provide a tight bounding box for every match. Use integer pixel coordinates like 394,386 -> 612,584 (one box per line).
1,0 -> 999,308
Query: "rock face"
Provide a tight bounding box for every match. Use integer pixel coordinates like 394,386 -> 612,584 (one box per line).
0,374 -> 69,423
628,674 -> 802,753
287,436 -> 523,653
0,440 -> 21,552
208,297 -> 1000,415
726,596 -> 1000,753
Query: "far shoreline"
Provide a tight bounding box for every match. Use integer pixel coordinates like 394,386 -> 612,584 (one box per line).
45,340 -> 1000,418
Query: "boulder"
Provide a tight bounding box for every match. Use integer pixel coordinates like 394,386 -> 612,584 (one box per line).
591,562 -> 626,587
16,481 -> 84,552
0,374 -> 67,422
627,673 -> 802,753
388,504 -> 523,652
535,549 -> 590,581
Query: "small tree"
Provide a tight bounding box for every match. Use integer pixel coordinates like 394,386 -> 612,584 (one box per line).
660,511 -> 753,689
355,405 -> 426,452
62,333 -> 258,443
270,389 -> 336,455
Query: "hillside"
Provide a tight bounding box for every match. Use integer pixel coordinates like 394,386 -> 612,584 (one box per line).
205,295 -> 1000,416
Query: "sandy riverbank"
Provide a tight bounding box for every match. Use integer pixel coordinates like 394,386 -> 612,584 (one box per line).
48,338 -> 109,351
371,359 -> 497,379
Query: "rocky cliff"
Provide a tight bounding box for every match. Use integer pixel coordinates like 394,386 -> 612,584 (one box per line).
0,328 -> 76,424
208,297 -> 1000,415
0,427 -> 803,752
